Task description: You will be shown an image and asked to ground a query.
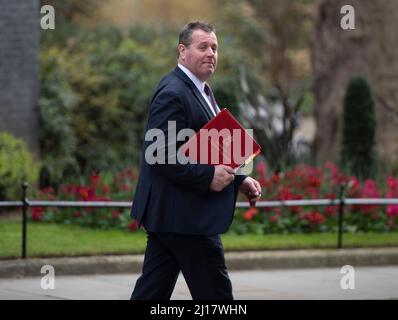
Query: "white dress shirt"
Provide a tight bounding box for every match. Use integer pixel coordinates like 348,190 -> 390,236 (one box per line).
177,63 -> 218,116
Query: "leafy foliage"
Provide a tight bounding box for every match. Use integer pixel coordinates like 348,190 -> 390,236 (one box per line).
0,132 -> 40,200
39,26 -> 176,186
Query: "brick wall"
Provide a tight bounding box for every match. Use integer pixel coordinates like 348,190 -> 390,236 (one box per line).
0,0 -> 40,158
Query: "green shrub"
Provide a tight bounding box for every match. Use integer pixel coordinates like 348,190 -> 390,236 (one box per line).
341,77 -> 377,180
39,47 -> 80,188
39,26 -> 177,185
0,132 -> 40,200
391,158 -> 398,177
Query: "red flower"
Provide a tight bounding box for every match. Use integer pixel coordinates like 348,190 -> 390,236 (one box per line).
112,211 -> 120,219
101,184 -> 110,194
325,206 -> 337,217
59,183 -> 74,195
128,220 -> 139,232
76,186 -> 95,201
121,183 -> 130,191
269,215 -> 279,223
31,207 -> 43,221
324,162 -> 347,186
41,187 -> 55,194
290,206 -> 302,214
271,173 -> 280,184
73,211 -> 81,218
304,211 -> 325,225
90,174 -> 100,187
277,187 -> 293,200
125,167 -> 138,181
243,208 -> 258,221
308,175 -> 321,188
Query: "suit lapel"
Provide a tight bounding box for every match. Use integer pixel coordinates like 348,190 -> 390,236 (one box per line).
191,87 -> 214,121
173,67 -> 214,121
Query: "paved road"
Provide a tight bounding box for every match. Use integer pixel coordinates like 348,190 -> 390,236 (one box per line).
1,266 -> 398,300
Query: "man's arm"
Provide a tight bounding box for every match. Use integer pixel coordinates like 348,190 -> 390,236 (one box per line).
145,89 -> 215,193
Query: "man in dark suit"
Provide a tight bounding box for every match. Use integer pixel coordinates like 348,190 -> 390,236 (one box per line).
130,21 -> 261,300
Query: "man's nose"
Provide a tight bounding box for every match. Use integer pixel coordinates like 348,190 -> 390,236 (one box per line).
206,47 -> 215,57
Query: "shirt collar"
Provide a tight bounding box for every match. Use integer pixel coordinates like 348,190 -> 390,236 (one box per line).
177,63 -> 205,93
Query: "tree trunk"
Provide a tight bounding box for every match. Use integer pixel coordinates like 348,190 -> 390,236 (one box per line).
312,0 -> 398,168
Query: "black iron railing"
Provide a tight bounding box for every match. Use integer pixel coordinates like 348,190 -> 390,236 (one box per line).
1,183 -> 398,258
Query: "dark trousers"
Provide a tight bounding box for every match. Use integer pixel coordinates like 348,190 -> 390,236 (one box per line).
131,232 -> 233,300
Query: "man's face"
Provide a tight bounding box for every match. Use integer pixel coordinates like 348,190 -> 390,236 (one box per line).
178,29 -> 218,82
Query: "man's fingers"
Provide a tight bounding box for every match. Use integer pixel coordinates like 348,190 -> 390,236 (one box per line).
220,165 -> 236,183
249,198 -> 257,207
251,180 -> 261,196
223,165 -> 236,174
250,182 -> 260,196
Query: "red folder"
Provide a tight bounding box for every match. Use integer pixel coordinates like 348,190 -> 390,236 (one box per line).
180,108 -> 261,169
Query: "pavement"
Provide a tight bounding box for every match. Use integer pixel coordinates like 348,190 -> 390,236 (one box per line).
1,247 -> 398,299
1,247 -> 398,278
1,267 -> 398,300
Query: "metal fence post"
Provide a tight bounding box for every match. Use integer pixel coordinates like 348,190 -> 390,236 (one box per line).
21,182 -> 29,259
337,183 -> 346,249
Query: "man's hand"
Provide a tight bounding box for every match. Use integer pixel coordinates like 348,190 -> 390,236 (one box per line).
239,177 -> 262,207
209,165 -> 236,192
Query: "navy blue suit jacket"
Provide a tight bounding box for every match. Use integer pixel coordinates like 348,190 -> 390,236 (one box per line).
130,67 -> 246,235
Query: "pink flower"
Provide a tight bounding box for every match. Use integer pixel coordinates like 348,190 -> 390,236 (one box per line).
387,207 -> 398,217
360,179 -> 381,213
387,177 -> 398,191
386,187 -> 398,217
362,179 -> 380,198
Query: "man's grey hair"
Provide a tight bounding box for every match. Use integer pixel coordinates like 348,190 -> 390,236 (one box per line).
178,21 -> 216,47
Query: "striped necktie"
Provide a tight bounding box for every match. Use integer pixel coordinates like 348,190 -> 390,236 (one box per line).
204,83 -> 220,115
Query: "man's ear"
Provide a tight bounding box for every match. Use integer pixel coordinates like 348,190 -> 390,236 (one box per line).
178,44 -> 186,61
